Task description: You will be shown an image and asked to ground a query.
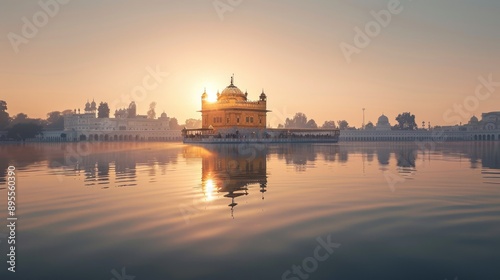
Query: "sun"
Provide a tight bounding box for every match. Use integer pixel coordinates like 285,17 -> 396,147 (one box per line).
199,81 -> 218,103
206,90 -> 218,103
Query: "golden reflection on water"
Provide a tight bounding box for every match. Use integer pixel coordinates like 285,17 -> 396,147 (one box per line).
204,179 -> 216,202
186,144 -> 268,218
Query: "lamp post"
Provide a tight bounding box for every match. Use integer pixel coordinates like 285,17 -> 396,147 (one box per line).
362,108 -> 365,130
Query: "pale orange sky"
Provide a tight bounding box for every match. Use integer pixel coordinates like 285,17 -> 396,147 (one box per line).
1,0 -> 500,128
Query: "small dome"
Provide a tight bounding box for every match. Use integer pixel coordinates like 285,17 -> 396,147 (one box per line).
260,89 -> 267,101
469,115 -> 478,123
160,112 -> 167,118
376,114 -> 391,131
377,114 -> 389,125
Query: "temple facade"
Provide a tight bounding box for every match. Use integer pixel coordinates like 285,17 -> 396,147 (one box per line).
200,76 -> 269,132
183,75 -> 339,143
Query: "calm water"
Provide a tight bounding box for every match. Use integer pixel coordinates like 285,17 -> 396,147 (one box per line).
0,142 -> 499,280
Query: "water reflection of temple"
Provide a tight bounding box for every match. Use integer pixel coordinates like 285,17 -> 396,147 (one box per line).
1,142 -> 499,191
184,145 -> 268,217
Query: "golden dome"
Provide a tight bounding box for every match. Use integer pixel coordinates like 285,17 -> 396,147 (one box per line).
219,75 -> 247,101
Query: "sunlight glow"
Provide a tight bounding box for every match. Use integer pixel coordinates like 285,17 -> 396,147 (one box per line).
201,81 -> 218,103
204,179 -> 216,201
206,90 -> 218,103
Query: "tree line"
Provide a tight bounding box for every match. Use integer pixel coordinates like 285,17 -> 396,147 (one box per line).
276,112 -> 418,131
0,100 -> 72,140
277,112 -> 350,130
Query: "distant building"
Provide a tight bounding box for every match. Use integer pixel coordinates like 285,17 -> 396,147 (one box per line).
375,114 -> 391,131
60,104 -> 181,141
340,112 -> 500,142
467,112 -> 500,131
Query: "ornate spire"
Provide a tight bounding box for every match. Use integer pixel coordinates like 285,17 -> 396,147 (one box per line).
260,89 -> 267,101
230,74 -> 234,86
202,88 -> 207,99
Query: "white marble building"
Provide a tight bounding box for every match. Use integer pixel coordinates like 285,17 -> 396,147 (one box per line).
340,112 -> 500,142
34,100 -> 182,142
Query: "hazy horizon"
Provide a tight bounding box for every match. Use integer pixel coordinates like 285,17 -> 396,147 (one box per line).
2,0 -> 500,127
